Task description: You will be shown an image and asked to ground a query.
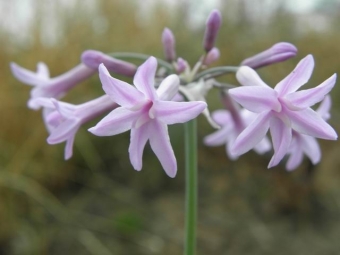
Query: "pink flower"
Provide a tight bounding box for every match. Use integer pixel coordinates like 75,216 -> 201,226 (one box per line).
32,95 -> 117,160
204,108 -> 271,160
229,55 -> 337,168
89,57 -> 206,177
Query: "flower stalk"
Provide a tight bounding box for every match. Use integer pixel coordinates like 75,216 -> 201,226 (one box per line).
184,118 -> 197,255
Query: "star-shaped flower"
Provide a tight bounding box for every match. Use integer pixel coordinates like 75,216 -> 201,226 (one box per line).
32,95 -> 117,160
89,57 -> 207,177
228,55 -> 337,168
204,108 -> 271,160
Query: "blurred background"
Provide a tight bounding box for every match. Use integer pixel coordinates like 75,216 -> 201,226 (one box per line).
1,0 -> 340,254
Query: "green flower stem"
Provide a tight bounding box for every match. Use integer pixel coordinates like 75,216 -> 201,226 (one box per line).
110,52 -> 174,72
184,118 -> 198,255
194,66 -> 239,81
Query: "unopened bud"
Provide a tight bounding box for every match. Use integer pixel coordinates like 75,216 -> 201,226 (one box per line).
176,57 -> 188,73
203,10 -> 222,52
203,47 -> 220,66
81,50 -> 137,77
240,42 -> 298,69
162,28 -> 176,62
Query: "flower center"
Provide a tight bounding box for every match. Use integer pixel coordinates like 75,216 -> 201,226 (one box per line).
134,100 -> 155,129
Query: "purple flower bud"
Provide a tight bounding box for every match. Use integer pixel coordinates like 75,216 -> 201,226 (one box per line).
162,28 -> 176,62
240,42 -> 298,69
176,57 -> 188,73
203,47 -> 220,66
81,50 -> 137,77
203,10 -> 222,52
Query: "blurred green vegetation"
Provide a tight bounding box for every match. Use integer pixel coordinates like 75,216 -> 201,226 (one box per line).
1,0 -> 340,254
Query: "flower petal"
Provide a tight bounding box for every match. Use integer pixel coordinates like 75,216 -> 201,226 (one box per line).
99,64 -> 144,108
51,99 -> 77,118
283,73 -> 336,110
47,119 -> 80,144
133,57 -> 157,100
29,97 -> 55,110
236,66 -> 269,87
88,107 -> 139,136
129,123 -> 150,171
268,117 -> 292,168
64,134 -> 76,160
154,101 -> 206,125
228,86 -> 281,113
204,127 -> 231,146
275,55 -> 314,96
10,62 -> 46,86
287,108 -> 337,140
300,135 -> 321,164
157,74 -> 180,101
317,95 -> 331,121
178,82 -> 219,129
226,136 -> 239,160
211,110 -> 232,126
37,62 -> 50,78
230,111 -> 271,156
253,136 -> 272,155
286,146 -> 303,171
149,120 -> 177,178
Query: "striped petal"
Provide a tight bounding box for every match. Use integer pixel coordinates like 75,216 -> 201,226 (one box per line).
88,107 -> 140,136
228,86 -> 281,113
230,111 -> 271,156
283,74 -> 336,110
47,119 -> 80,144
99,64 -> 144,108
129,123 -> 150,171
287,108 -> 337,140
275,55 -> 314,96
154,101 -> 206,125
149,120 -> 177,178
268,117 -> 292,168
133,57 -> 157,100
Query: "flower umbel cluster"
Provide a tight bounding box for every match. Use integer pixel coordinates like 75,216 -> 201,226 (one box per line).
11,9 -> 337,176
228,55 -> 337,168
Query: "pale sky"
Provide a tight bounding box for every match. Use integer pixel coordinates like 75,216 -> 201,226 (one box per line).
0,0 -> 328,47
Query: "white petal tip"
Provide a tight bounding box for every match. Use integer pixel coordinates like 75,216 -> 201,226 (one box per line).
98,63 -> 109,75
88,127 -> 99,135
166,170 -> 176,178
27,100 -> 41,110
46,137 -> 56,145
133,167 -> 142,172
64,154 -> 72,160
